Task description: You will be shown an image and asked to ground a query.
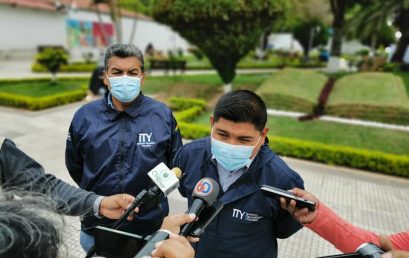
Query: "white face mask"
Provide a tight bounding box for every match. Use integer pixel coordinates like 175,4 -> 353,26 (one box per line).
211,134 -> 261,172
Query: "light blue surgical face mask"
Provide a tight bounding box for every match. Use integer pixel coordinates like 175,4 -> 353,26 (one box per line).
211,134 -> 261,173
108,75 -> 141,103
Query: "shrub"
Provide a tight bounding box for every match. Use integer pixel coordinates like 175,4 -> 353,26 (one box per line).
268,136 -> 409,178
35,48 -> 68,83
178,122 -> 210,139
169,97 -> 206,111
32,62 -> 97,73
0,89 -> 86,110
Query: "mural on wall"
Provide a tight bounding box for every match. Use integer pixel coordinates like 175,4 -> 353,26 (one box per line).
66,19 -> 114,48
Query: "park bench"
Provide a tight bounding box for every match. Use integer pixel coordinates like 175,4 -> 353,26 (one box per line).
149,59 -> 186,74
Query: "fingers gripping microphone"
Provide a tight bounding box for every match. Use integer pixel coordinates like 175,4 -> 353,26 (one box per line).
112,163 -> 181,230
133,230 -> 171,258
180,177 -> 220,237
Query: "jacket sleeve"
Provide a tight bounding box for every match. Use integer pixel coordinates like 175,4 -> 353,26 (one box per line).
173,147 -> 188,198
65,120 -> 84,185
0,138 -> 98,217
167,113 -> 183,168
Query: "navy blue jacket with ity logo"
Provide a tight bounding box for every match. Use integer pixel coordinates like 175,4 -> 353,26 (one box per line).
174,137 -> 304,258
65,93 -> 182,235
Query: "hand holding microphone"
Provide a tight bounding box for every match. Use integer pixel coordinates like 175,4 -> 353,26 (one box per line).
179,177 -> 220,237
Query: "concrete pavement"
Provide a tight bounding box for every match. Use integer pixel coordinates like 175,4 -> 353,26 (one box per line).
1,100 -> 408,258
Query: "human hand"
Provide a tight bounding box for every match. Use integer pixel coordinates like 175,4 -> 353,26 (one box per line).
381,250 -> 409,258
280,188 -> 319,224
380,234 -> 409,258
99,194 -> 138,219
160,213 -> 199,242
151,233 -> 195,258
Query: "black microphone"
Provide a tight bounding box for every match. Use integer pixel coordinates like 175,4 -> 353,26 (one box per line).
179,177 -> 219,237
112,163 -> 182,229
133,230 -> 171,258
85,163 -> 181,258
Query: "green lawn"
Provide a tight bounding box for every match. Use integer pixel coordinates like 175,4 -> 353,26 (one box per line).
143,73 -> 271,100
394,71 -> 409,96
255,68 -> 327,113
193,111 -> 409,156
0,79 -> 88,97
328,72 -> 409,107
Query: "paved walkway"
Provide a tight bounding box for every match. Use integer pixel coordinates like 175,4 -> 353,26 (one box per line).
1,100 -> 408,257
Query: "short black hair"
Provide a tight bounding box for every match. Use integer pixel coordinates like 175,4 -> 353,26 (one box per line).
104,43 -> 144,72
213,90 -> 267,131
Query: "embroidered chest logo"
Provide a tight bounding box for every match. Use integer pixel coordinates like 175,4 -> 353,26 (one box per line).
232,208 -> 263,222
137,132 -> 156,147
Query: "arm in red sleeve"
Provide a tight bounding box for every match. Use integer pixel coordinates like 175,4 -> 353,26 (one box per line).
305,202 -> 380,253
389,231 -> 409,251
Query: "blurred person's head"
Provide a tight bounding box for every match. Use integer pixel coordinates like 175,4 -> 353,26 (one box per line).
210,90 -> 269,172
0,191 -> 64,258
103,44 -> 145,106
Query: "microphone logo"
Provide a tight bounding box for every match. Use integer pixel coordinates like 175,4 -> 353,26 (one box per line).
194,178 -> 214,196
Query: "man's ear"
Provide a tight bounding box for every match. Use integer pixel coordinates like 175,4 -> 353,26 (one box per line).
210,116 -> 214,126
141,72 -> 146,87
103,71 -> 109,87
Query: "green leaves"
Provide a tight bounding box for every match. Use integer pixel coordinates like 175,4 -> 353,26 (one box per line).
35,48 -> 68,77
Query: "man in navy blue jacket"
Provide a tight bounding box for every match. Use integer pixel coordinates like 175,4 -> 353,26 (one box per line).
65,44 -> 183,252
174,90 -> 305,258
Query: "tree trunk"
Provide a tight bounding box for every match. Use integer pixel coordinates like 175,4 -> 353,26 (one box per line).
391,8 -> 409,63
223,83 -> 232,93
51,73 -> 57,84
329,0 -> 345,57
108,0 -> 122,43
128,18 -> 138,44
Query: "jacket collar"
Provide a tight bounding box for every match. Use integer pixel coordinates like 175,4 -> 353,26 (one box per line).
102,91 -> 145,120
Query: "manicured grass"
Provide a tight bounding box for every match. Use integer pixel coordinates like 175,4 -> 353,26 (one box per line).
0,78 -> 88,97
193,111 -> 409,156
328,72 -> 409,107
255,68 -> 327,112
143,73 -> 271,100
393,71 -> 409,96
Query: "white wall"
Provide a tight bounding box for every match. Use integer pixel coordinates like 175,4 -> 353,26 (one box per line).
0,5 -> 66,59
0,5 -> 190,61
67,9 -> 190,62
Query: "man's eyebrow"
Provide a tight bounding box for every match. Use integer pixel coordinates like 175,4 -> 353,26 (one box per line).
215,128 -> 229,134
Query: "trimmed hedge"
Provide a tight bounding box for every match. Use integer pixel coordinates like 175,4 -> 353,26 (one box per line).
32,62 -> 97,73
174,106 -> 205,123
326,104 -> 409,125
169,97 -> 206,111
178,122 -> 210,139
0,89 -> 86,110
268,136 -> 409,178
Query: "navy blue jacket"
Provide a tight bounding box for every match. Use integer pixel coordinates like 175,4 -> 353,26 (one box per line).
65,93 -> 182,235
174,137 -> 304,258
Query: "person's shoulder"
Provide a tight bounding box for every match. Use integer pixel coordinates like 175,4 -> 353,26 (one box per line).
262,150 -> 303,185
143,95 -> 171,112
180,137 -> 209,153
75,99 -> 104,117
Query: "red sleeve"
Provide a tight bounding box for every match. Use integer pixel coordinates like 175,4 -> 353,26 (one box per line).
389,231 -> 409,251
305,202 -> 380,253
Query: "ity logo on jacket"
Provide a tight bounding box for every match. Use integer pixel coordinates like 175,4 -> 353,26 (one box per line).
137,132 -> 156,147
232,208 -> 263,222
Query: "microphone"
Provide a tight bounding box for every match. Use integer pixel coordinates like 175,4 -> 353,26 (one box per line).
86,163 -> 181,258
133,230 -> 171,258
179,177 -> 219,237
112,163 -> 181,229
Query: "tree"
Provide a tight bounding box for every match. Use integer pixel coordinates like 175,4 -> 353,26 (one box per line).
152,0 -> 288,92
346,0 -> 409,63
292,20 -> 329,60
36,48 -> 68,84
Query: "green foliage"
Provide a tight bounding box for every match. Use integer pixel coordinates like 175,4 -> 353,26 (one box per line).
268,136 -> 409,178
35,48 -> 68,77
292,20 -> 329,57
175,106 -> 205,123
169,97 -> 206,111
32,62 -> 97,73
178,122 -> 211,139
256,68 -> 326,112
152,0 -> 288,84
0,90 -> 86,110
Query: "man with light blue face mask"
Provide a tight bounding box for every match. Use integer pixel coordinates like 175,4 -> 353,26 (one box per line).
65,44 -> 183,253
174,90 -> 305,258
